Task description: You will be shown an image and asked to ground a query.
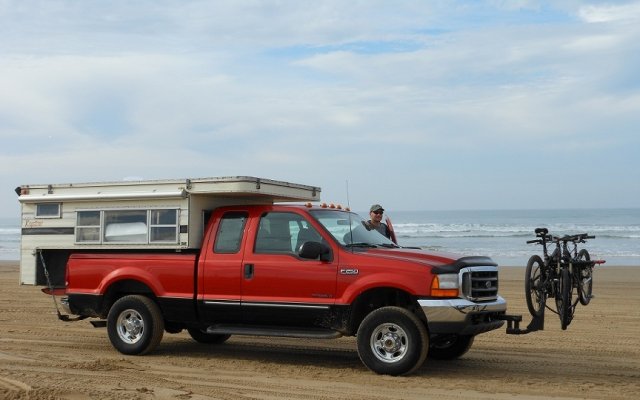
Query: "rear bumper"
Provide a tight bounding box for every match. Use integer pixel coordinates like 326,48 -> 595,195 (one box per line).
418,296 -> 507,335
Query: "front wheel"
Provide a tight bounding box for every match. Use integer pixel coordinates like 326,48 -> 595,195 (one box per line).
356,307 -> 428,376
577,249 -> 593,306
107,295 -> 164,355
525,255 -> 546,318
428,335 -> 474,360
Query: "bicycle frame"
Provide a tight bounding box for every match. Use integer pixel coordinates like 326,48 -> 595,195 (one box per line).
525,229 -> 601,331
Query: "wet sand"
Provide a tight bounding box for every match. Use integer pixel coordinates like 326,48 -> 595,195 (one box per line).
1,261 -> 638,399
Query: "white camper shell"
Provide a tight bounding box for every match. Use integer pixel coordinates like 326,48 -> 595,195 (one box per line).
17,176 -> 321,285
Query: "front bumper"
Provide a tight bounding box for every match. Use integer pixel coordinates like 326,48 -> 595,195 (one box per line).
418,295 -> 507,335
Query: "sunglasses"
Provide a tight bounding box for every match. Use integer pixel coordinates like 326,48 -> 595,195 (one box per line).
372,210 -> 384,215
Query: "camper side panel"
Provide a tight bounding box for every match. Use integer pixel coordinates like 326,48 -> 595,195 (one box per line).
20,198 -> 189,285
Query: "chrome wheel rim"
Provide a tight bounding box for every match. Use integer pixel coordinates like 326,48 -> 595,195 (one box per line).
116,308 -> 145,344
370,323 -> 409,363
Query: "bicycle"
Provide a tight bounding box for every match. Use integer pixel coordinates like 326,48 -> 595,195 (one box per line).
524,228 -> 604,330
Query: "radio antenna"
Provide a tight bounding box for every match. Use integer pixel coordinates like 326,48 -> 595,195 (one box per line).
345,180 -> 351,210
346,180 -> 354,251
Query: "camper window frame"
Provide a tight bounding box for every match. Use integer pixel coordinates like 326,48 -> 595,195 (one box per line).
149,209 -> 179,243
75,208 -> 180,245
76,210 -> 102,243
35,203 -> 62,219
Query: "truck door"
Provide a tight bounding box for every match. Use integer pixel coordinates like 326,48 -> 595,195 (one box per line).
198,210 -> 248,323
241,210 -> 338,327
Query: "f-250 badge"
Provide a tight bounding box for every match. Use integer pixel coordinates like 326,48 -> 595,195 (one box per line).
340,268 -> 359,275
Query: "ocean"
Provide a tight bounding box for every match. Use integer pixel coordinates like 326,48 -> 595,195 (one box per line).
2,208 -> 639,266
390,208 -> 640,266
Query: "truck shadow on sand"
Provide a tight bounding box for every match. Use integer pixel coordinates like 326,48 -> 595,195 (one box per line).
149,336 -> 524,377
155,337 -> 363,370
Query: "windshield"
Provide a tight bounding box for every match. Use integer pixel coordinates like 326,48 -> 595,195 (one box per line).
309,209 -> 396,247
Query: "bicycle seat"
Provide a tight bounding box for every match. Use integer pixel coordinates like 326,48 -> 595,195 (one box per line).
535,228 -> 549,236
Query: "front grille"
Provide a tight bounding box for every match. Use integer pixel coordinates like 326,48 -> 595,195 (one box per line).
461,267 -> 498,301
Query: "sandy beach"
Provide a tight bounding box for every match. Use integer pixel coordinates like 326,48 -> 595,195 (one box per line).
1,260 -> 638,400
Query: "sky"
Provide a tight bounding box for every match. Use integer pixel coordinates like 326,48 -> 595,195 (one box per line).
1,0 -> 639,218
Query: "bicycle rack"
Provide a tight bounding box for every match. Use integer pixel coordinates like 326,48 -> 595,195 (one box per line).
499,307 -> 545,335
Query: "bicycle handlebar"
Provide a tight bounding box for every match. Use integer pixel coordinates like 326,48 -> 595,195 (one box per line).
555,233 -> 595,243
526,230 -> 595,245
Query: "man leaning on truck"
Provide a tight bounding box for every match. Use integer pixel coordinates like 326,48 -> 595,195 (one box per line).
367,204 -> 392,239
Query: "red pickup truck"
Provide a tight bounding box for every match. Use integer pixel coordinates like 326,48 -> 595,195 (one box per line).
62,203 -> 507,375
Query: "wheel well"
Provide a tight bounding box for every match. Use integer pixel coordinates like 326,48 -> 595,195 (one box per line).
100,280 -> 156,317
347,287 -> 425,335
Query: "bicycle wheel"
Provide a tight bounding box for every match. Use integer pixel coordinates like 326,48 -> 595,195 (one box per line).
577,249 -> 593,306
525,255 -> 546,317
556,267 -> 573,330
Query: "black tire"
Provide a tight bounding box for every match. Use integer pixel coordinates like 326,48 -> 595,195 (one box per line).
428,335 -> 474,360
525,255 -> 546,318
356,306 -> 428,376
557,268 -> 573,330
577,249 -> 593,306
187,327 -> 231,344
107,295 -> 164,355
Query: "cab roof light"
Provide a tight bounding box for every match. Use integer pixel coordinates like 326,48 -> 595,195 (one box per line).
309,202 -> 347,210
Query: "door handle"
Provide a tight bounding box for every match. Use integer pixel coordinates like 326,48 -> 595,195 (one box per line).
244,264 -> 254,279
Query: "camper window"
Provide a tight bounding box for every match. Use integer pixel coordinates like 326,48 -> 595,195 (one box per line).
149,210 -> 178,243
104,210 -> 148,243
36,203 -> 61,218
75,209 -> 180,244
76,211 -> 101,242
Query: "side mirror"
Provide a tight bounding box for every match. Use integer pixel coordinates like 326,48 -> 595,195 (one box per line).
298,241 -> 332,262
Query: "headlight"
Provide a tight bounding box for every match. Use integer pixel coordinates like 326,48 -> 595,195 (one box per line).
430,273 -> 460,297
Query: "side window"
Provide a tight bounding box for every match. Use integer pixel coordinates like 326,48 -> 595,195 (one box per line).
255,212 -> 322,254
104,210 -> 148,243
150,209 -> 178,243
75,209 -> 179,244
214,212 -> 248,253
76,211 -> 101,242
290,220 -> 323,251
36,203 -> 61,218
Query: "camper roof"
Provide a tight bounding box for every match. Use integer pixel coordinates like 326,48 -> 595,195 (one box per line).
17,176 -> 321,203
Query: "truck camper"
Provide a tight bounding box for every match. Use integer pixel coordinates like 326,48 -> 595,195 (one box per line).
17,175 -> 516,376
17,176 -> 319,286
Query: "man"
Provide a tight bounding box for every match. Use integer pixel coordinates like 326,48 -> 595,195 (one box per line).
367,204 -> 392,239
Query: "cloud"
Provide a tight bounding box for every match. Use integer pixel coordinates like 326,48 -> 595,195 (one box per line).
578,2 -> 640,23
1,1 -> 640,215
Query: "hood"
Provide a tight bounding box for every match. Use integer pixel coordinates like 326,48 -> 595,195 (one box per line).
363,247 -> 461,267
356,247 -> 497,272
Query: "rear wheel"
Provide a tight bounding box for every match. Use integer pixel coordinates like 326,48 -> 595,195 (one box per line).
428,335 -> 474,360
525,255 -> 546,317
107,295 -> 164,355
577,249 -> 593,306
187,327 -> 231,344
356,307 -> 428,376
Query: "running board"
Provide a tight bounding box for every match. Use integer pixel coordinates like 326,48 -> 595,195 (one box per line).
206,324 -> 343,339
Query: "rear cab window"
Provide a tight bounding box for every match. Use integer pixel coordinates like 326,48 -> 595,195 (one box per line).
213,211 -> 248,254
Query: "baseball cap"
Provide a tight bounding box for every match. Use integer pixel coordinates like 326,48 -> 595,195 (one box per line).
370,204 -> 384,212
